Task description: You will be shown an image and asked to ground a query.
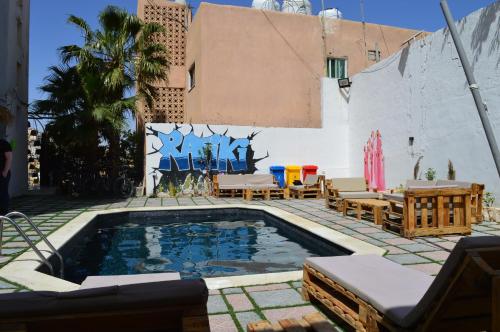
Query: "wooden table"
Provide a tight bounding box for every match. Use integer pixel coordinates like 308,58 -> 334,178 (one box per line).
343,198 -> 390,225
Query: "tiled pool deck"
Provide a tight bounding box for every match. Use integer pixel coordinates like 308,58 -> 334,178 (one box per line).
1,195 -> 499,331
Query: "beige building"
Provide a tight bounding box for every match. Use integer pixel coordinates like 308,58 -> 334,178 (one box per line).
0,0 -> 30,197
138,0 -> 423,128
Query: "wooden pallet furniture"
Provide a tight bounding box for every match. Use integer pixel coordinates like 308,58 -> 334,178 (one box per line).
383,187 -> 472,238
244,188 -> 270,200
247,312 -> 335,332
0,279 -> 210,332
400,180 -> 484,224
324,177 -> 378,211
289,175 -> 325,199
342,198 -> 390,225
302,236 -> 500,332
213,174 -> 280,199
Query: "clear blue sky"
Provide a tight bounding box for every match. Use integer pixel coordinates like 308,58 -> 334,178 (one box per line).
29,0 -> 496,107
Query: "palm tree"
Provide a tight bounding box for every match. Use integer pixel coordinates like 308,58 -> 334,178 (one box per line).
31,66 -> 100,171
59,6 -> 169,179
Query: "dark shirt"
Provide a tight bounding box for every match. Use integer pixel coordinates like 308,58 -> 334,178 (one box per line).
0,139 -> 12,171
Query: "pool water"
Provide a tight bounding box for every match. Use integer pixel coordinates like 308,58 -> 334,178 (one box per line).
48,209 -> 350,283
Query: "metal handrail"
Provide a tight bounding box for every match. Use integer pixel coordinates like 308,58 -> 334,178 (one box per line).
0,216 -> 54,276
6,211 -> 64,278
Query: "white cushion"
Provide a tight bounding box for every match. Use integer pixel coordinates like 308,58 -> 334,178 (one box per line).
305,255 -> 433,326
338,191 -> 379,199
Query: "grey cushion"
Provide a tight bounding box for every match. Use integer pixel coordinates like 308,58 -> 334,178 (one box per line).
80,272 -> 181,289
306,255 -> 433,326
407,185 -> 458,190
405,180 -> 436,188
332,178 -> 367,192
435,180 -> 472,189
303,175 -> 320,186
383,193 -> 404,202
338,191 -> 379,199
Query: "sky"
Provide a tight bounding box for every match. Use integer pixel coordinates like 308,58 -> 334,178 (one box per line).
29,0 -> 497,119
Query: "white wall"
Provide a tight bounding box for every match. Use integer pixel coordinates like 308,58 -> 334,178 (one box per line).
0,0 -> 29,197
145,78 -> 349,194
347,3 -> 500,200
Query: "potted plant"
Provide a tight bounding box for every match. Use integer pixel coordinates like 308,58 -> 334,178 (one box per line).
424,168 -> 437,181
483,192 -> 498,222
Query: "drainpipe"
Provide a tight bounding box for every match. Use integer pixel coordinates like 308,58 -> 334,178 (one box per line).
440,0 -> 500,178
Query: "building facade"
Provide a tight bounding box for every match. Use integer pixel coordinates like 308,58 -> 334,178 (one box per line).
138,0 -> 423,128
0,0 -> 30,197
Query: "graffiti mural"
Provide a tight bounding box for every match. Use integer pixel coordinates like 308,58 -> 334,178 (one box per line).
147,124 -> 269,192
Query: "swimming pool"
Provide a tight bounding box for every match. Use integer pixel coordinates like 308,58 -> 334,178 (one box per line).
41,208 -> 351,283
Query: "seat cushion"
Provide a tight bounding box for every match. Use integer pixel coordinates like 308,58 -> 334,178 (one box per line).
332,178 -> 367,192
435,180 -> 471,189
305,255 -> 433,327
383,193 -> 404,202
405,180 -> 436,188
80,273 -> 181,289
303,175 -> 319,186
289,185 -> 305,190
338,191 -> 379,199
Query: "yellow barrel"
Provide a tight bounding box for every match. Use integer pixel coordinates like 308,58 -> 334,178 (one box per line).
285,165 -> 302,186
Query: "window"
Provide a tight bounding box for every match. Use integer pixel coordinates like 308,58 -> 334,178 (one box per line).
188,63 -> 195,91
368,50 -> 381,62
326,58 -> 347,79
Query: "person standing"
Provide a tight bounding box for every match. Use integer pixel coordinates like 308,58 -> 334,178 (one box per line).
0,137 -> 12,215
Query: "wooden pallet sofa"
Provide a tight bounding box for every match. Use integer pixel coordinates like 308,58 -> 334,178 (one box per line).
325,177 -> 378,211
0,278 -> 209,332
303,236 -> 500,332
383,180 -> 475,238
213,174 -> 287,200
289,175 -> 325,199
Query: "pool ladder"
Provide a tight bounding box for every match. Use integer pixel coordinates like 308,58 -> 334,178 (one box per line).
0,211 -> 64,278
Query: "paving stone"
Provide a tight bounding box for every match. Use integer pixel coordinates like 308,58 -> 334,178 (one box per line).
245,283 -> 290,292
0,248 -> 24,255
0,280 -> 16,289
435,241 -> 456,250
381,245 -> 408,255
1,242 -> 29,248
362,238 -> 387,247
208,295 -> 229,314
209,289 -> 221,295
418,250 -> 450,262
383,237 -> 416,246
406,263 -> 442,275
235,311 -> 261,330
291,281 -> 302,288
262,305 -> 320,323
440,235 -> 463,242
209,314 -> 238,332
398,243 -> 437,253
485,230 -> 500,236
249,289 -> 306,308
355,227 -> 381,234
385,253 -> 430,265
221,287 -> 244,294
226,293 -> 254,311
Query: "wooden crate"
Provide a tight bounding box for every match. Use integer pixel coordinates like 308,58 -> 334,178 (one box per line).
342,198 -> 389,225
247,312 -> 335,332
269,188 -> 289,200
383,188 -> 472,238
244,188 -> 270,200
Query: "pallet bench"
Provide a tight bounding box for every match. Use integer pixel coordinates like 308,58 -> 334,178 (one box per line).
383,188 -> 472,238
342,198 -> 389,225
247,312 -> 335,332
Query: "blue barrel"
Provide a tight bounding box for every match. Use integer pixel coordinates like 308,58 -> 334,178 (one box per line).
270,166 -> 286,188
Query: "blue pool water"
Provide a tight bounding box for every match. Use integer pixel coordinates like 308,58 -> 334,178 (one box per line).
47,209 -> 350,283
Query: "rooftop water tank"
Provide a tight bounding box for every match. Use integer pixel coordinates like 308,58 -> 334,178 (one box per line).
252,0 -> 280,11
282,0 -> 312,15
318,7 -> 343,19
